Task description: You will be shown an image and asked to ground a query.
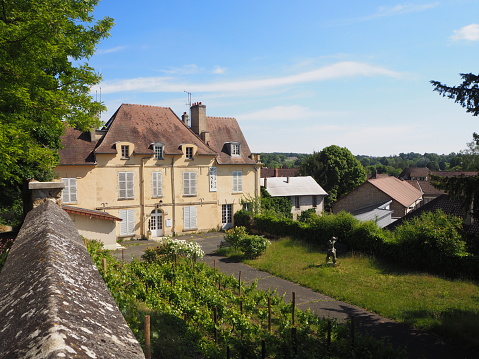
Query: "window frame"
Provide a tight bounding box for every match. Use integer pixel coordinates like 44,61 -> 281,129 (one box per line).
121,145 -> 130,159
118,171 -> 134,199
231,143 -> 241,157
183,206 -> 197,230
154,144 -> 164,160
61,178 -> 77,203
152,171 -> 162,198
119,209 -> 135,236
232,171 -> 243,192
183,171 -> 197,196
185,146 -> 194,159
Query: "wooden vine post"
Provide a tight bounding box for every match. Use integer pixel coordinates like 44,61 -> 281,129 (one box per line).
238,270 -> 242,296
144,315 -> 151,359
102,258 -> 107,272
267,297 -> 272,333
291,291 -> 296,326
213,307 -> 218,344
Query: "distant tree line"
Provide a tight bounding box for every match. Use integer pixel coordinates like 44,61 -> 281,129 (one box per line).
261,150 -> 476,176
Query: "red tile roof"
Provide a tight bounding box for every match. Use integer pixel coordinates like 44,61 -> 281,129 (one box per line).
58,126 -> 96,165
206,116 -> 257,165
95,104 -> 216,157
368,176 -> 422,207
59,104 -> 257,166
62,205 -> 122,221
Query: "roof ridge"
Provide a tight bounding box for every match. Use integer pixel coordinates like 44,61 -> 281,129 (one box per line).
122,103 -> 171,109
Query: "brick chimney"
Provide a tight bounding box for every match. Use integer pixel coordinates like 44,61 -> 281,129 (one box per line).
190,102 -> 206,136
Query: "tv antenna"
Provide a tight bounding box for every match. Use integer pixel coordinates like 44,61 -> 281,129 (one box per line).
184,91 -> 192,108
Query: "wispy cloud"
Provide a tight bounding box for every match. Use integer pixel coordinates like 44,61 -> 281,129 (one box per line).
372,3 -> 439,18
451,24 -> 479,41
212,66 -> 227,75
95,61 -> 403,94
97,46 -> 126,55
160,64 -> 202,75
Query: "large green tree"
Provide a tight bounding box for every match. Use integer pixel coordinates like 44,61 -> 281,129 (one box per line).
298,145 -> 366,208
0,0 -> 113,224
431,74 -> 479,218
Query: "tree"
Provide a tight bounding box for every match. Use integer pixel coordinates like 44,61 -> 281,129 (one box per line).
298,145 -> 366,208
460,134 -> 479,171
0,0 -> 113,224
431,74 -> 479,218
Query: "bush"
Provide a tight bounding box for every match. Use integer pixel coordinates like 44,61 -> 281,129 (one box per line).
393,210 -> 467,269
233,209 -> 252,228
224,226 -> 270,258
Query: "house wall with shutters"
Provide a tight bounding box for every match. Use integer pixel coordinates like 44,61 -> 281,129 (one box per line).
56,104 -> 261,240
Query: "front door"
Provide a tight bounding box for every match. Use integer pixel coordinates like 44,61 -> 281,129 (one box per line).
222,204 -> 233,230
150,210 -> 163,237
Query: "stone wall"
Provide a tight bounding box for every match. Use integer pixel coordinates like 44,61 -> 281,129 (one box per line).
0,201 -> 145,358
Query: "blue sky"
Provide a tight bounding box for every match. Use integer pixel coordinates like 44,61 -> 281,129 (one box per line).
89,0 -> 479,156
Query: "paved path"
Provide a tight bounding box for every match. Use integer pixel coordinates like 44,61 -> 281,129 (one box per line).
113,233 -> 477,359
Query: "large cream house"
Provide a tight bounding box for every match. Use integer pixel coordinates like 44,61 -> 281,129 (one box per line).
56,103 -> 261,240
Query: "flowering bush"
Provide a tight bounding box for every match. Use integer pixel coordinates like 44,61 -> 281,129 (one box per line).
142,238 -> 204,262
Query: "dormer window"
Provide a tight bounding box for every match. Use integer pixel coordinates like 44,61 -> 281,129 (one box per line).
153,143 -> 164,160
186,146 -> 193,159
228,142 -> 241,157
121,145 -> 129,159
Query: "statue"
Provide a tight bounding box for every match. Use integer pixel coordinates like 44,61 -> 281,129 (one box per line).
326,236 -> 337,264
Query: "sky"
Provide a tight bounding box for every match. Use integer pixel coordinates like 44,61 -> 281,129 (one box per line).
88,0 -> 479,157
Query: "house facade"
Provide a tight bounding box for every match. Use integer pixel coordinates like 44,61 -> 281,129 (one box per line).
260,176 -> 327,219
56,103 -> 261,240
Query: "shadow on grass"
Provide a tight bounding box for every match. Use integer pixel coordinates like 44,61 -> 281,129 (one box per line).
400,308 -> 479,349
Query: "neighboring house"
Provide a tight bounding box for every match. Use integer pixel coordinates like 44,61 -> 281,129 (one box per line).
385,194 -> 479,238
62,205 -> 122,250
261,168 -> 299,178
260,176 -> 327,219
332,174 -> 422,219
56,102 -> 261,241
350,201 -> 393,228
399,167 -> 479,206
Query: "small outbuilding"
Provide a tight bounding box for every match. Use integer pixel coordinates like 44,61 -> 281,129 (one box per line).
260,176 -> 328,219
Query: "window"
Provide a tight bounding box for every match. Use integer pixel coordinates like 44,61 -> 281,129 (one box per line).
61,178 -> 77,203
232,171 -> 242,192
183,171 -> 197,196
231,143 -> 241,156
312,196 -> 317,208
152,172 -> 162,198
294,196 -> 300,209
121,145 -> 129,159
119,209 -> 135,236
186,147 -> 193,159
183,206 -> 197,230
118,172 -> 134,199
222,204 -> 233,225
154,144 -> 164,160
209,167 -> 217,192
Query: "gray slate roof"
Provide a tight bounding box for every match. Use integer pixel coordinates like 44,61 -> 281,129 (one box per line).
260,176 -> 327,197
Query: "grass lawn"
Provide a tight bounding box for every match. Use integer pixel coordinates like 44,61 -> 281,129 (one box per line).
242,237 -> 479,348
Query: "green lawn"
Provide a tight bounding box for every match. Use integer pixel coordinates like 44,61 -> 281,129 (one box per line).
243,238 -> 479,348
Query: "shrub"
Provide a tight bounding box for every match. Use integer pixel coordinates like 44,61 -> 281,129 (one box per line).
233,209 -> 252,228
393,210 -> 467,269
224,226 -> 270,258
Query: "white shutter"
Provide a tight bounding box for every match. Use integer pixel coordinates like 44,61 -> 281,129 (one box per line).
119,172 -> 126,199
62,178 -> 70,202
126,172 -> 134,198
183,172 -> 197,196
152,172 -> 162,197
233,171 -> 242,192
209,167 -> 217,192
119,209 -> 135,236
70,178 -> 77,202
184,206 -> 197,230
127,209 -> 135,235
